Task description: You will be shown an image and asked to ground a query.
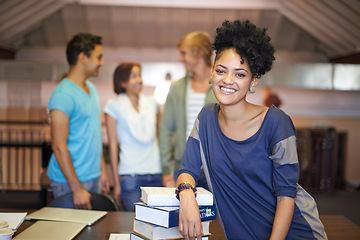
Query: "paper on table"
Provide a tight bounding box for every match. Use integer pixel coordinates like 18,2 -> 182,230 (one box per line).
26,207 -> 107,226
109,233 -> 131,240
0,212 -> 27,230
13,220 -> 87,240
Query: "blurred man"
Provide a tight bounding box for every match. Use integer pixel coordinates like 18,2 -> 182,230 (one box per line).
160,32 -> 217,188
47,33 -> 109,209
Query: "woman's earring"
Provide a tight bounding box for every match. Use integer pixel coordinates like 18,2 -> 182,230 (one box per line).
249,85 -> 256,94
208,76 -> 213,84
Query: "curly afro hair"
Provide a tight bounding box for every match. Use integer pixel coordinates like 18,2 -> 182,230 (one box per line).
213,20 -> 275,77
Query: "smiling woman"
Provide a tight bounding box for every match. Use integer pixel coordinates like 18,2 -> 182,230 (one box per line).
176,20 -> 328,240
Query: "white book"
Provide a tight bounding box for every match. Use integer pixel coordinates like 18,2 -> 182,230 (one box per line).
140,187 -> 213,206
133,219 -> 210,240
130,232 -> 210,240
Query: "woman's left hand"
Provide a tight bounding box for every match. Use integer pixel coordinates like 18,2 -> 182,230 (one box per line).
178,189 -> 204,240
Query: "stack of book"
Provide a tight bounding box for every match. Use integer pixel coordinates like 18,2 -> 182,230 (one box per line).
130,187 -> 217,240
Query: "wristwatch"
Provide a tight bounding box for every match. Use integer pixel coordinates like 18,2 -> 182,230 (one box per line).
175,182 -> 197,200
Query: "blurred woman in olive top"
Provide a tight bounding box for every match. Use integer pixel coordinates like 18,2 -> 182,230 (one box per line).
160,32 -> 217,189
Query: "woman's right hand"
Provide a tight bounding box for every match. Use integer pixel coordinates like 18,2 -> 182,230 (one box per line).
162,174 -> 176,187
178,189 -> 203,240
73,188 -> 92,210
113,185 -> 122,208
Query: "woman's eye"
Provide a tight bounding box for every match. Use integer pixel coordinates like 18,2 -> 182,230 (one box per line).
215,70 -> 225,74
236,73 -> 245,78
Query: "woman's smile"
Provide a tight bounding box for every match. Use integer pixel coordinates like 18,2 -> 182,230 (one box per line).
219,86 -> 237,94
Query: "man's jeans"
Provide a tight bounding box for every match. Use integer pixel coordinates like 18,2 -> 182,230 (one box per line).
50,177 -> 101,199
120,174 -> 162,211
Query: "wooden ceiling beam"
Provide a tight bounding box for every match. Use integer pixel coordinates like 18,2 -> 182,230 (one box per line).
312,0 -> 360,43
279,0 -> 345,56
0,1 -> 67,42
330,51 -> 360,63
288,0 -> 353,49
76,0 -> 281,10
342,0 -> 360,15
0,0 -> 47,33
0,46 -> 16,59
0,0 -> 35,23
0,0 -> 23,16
326,0 -> 360,28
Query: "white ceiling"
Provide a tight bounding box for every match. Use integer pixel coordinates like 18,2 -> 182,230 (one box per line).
0,0 -> 359,63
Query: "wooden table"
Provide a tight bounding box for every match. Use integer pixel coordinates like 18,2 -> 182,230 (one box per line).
11,211 -> 360,240
320,215 -> 360,240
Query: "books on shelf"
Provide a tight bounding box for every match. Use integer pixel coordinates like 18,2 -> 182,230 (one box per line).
130,232 -> 210,240
133,219 -> 210,240
135,202 -> 217,228
140,187 -> 213,207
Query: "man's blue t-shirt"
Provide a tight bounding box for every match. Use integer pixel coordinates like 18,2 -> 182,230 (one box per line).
47,78 -> 102,183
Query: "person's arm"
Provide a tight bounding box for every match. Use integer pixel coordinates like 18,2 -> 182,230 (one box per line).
159,86 -> 176,187
50,109 -> 92,209
176,173 -> 203,240
270,196 -> 295,240
100,155 -> 110,195
268,112 -> 299,239
156,106 -> 162,139
105,114 -> 122,207
162,175 -> 175,187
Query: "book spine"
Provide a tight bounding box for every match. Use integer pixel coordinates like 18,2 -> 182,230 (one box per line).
199,205 -> 217,222
168,211 -> 177,228
169,205 -> 217,228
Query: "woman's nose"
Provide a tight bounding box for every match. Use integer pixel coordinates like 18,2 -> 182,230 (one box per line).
222,74 -> 234,84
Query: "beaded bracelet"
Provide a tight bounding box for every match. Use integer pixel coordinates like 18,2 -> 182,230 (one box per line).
175,182 -> 197,200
